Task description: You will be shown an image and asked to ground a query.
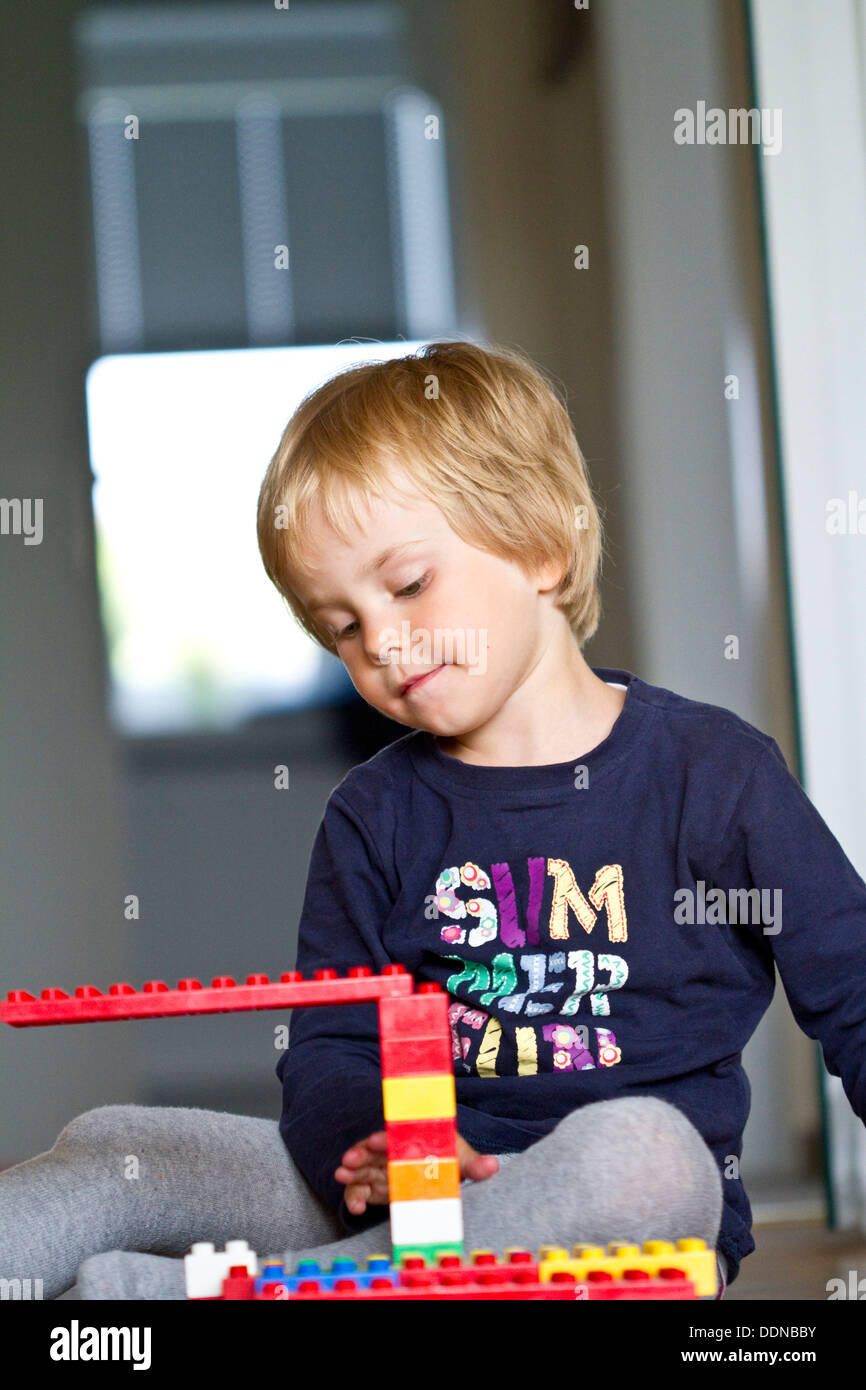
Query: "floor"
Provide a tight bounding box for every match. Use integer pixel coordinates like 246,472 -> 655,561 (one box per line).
724,1218 -> 866,1300
722,1180 -> 866,1300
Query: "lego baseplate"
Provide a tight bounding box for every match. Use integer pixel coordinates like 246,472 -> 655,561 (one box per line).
185,1239 -> 717,1301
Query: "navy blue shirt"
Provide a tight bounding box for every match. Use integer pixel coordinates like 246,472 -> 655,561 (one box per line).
276,666 -> 866,1285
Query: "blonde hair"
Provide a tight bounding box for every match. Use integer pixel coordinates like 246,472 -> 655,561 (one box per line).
257,338 -> 605,655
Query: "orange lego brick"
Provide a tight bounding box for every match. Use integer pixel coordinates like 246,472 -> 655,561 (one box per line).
388,1157 -> 460,1201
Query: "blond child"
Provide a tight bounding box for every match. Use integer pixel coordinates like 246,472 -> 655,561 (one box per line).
5,340 -> 861,1299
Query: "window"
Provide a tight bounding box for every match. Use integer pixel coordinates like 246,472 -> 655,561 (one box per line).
86,340 -> 426,731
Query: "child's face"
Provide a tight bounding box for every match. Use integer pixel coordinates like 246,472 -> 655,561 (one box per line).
289,469 -> 565,735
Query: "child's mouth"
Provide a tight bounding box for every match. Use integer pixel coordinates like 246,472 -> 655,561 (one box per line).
401,665 -> 446,697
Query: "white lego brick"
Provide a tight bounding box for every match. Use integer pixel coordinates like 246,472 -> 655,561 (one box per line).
183,1240 -> 259,1299
389,1198 -> 464,1245
223,1240 -> 259,1275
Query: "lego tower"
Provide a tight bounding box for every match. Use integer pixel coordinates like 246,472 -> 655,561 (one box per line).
378,984 -> 464,1262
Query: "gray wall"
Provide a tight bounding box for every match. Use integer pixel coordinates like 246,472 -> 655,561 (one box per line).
120,720 -> 365,1118
0,0 -> 136,1162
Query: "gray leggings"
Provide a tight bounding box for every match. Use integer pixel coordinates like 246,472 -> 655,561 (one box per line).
0,1095 -> 726,1300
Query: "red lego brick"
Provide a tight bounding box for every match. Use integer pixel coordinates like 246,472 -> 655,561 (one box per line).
384,1117 -> 458,1162
380,1034 -> 452,1077
236,1257 -> 698,1301
222,1266 -> 256,1300
378,989 -> 452,1075
378,989 -> 448,1038
0,965 -> 414,1026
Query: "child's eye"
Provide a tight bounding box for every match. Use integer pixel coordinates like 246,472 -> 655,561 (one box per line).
334,574 -> 429,642
397,573 -> 428,599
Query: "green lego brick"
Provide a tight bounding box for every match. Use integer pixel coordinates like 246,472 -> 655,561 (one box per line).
393,1241 -> 464,1267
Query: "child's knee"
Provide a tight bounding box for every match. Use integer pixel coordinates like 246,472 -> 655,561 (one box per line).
55,1105 -> 153,1157
555,1094 -> 684,1138
559,1095 -> 704,1143
556,1097 -> 722,1192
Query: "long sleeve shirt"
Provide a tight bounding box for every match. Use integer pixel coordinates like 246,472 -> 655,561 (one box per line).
276,665 -> 866,1285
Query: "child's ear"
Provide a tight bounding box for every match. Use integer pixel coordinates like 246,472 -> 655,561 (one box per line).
534,555 -> 568,594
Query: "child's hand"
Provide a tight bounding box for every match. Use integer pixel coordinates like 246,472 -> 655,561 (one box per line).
335,1130 -> 390,1213
335,1130 -> 500,1216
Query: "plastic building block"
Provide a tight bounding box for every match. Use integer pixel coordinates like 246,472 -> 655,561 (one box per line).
384,1117 -> 458,1162
536,1238 -> 717,1298
269,1271 -> 698,1300
379,986 -> 461,1258
222,1266 -> 257,1300
389,1196 -> 464,1245
185,1240 -> 259,1299
378,991 -> 449,1036
379,991 -> 452,1074
380,1034 -> 452,1076
253,1275 -> 697,1300
382,1074 -> 456,1121
0,965 -> 413,1026
205,1247 -> 706,1301
3,960 -> 716,1303
389,1240 -> 465,1265
388,1156 -> 460,1202
247,1254 -> 401,1299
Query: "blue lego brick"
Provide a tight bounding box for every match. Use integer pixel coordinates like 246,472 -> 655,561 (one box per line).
253,1253 -> 400,1295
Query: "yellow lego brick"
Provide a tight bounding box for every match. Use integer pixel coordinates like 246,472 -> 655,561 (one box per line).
388,1157 -> 460,1202
382,1073 -> 456,1122
537,1245 -> 570,1261
537,1237 -> 716,1297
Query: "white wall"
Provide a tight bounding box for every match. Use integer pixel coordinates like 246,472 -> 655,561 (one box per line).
750,0 -> 866,1227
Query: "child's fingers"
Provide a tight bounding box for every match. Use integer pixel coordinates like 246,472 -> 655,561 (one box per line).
345,1171 -> 390,1212
334,1160 -> 384,1185
340,1142 -> 371,1166
463,1152 -> 500,1181
335,1130 -> 392,1207
344,1182 -> 371,1214
340,1130 -> 388,1167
